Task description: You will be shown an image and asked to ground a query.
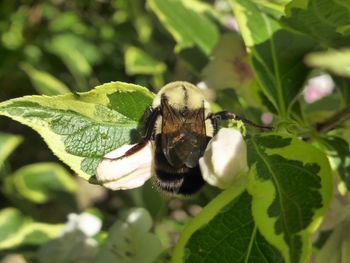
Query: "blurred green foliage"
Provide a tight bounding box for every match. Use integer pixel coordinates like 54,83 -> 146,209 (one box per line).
0,1 -> 224,261
0,0 -> 173,100
1,0 -> 350,262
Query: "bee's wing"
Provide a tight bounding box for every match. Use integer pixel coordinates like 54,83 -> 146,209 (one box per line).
161,101 -> 207,168
96,141 -> 153,190
162,130 -> 207,168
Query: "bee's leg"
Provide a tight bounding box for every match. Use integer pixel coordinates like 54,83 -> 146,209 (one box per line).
209,111 -> 273,131
103,107 -> 160,160
141,106 -> 160,141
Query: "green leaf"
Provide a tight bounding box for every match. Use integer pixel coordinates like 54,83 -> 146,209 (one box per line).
305,48 -> 350,78
230,0 -> 317,118
247,134 -> 332,263
20,63 -> 71,95
0,208 -> 26,247
0,132 -> 22,169
47,33 -> 101,66
182,0 -> 222,22
201,33 -> 266,110
251,0 -> 292,14
302,92 -> 341,122
96,208 -> 163,263
201,33 -> 253,90
334,76 -> 350,105
141,181 -> 167,219
281,0 -> 350,48
134,16 -> 153,43
48,12 -> 82,32
321,136 -> 350,191
1,6 -> 26,50
10,162 -> 77,204
46,34 -> 98,91
172,179 -> 284,262
148,0 -> 219,55
125,46 -> 166,75
0,208 -> 61,249
39,230 -> 98,263
48,37 -> 91,77
0,82 -> 154,182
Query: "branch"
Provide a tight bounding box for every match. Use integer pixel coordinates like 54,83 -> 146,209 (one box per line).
316,104 -> 350,133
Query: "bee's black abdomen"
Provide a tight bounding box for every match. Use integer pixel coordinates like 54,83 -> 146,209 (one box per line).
154,166 -> 205,195
177,166 -> 205,194
154,135 -> 206,195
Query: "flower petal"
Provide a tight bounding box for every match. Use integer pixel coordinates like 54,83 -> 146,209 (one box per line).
199,128 -> 248,189
96,142 -> 153,190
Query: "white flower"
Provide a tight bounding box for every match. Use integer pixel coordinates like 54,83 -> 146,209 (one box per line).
199,128 -> 248,189
96,142 -> 153,190
59,212 -> 102,237
303,74 -> 334,103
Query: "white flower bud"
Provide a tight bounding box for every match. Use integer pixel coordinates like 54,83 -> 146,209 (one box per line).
199,128 -> 248,189
96,142 -> 153,190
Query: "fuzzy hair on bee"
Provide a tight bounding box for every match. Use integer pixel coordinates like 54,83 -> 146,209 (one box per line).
96,81 -> 270,195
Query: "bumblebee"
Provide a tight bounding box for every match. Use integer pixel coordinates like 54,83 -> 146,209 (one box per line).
97,81 -> 269,194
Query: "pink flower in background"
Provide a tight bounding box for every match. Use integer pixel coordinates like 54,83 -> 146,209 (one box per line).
223,16 -> 239,31
303,74 -> 334,104
261,112 -> 273,125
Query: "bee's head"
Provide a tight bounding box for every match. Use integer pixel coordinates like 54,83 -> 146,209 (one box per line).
152,81 -> 211,115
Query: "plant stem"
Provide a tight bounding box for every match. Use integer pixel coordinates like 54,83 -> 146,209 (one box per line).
316,104 -> 350,133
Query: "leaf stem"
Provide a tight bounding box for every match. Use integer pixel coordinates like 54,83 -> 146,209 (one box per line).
316,104 -> 350,133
